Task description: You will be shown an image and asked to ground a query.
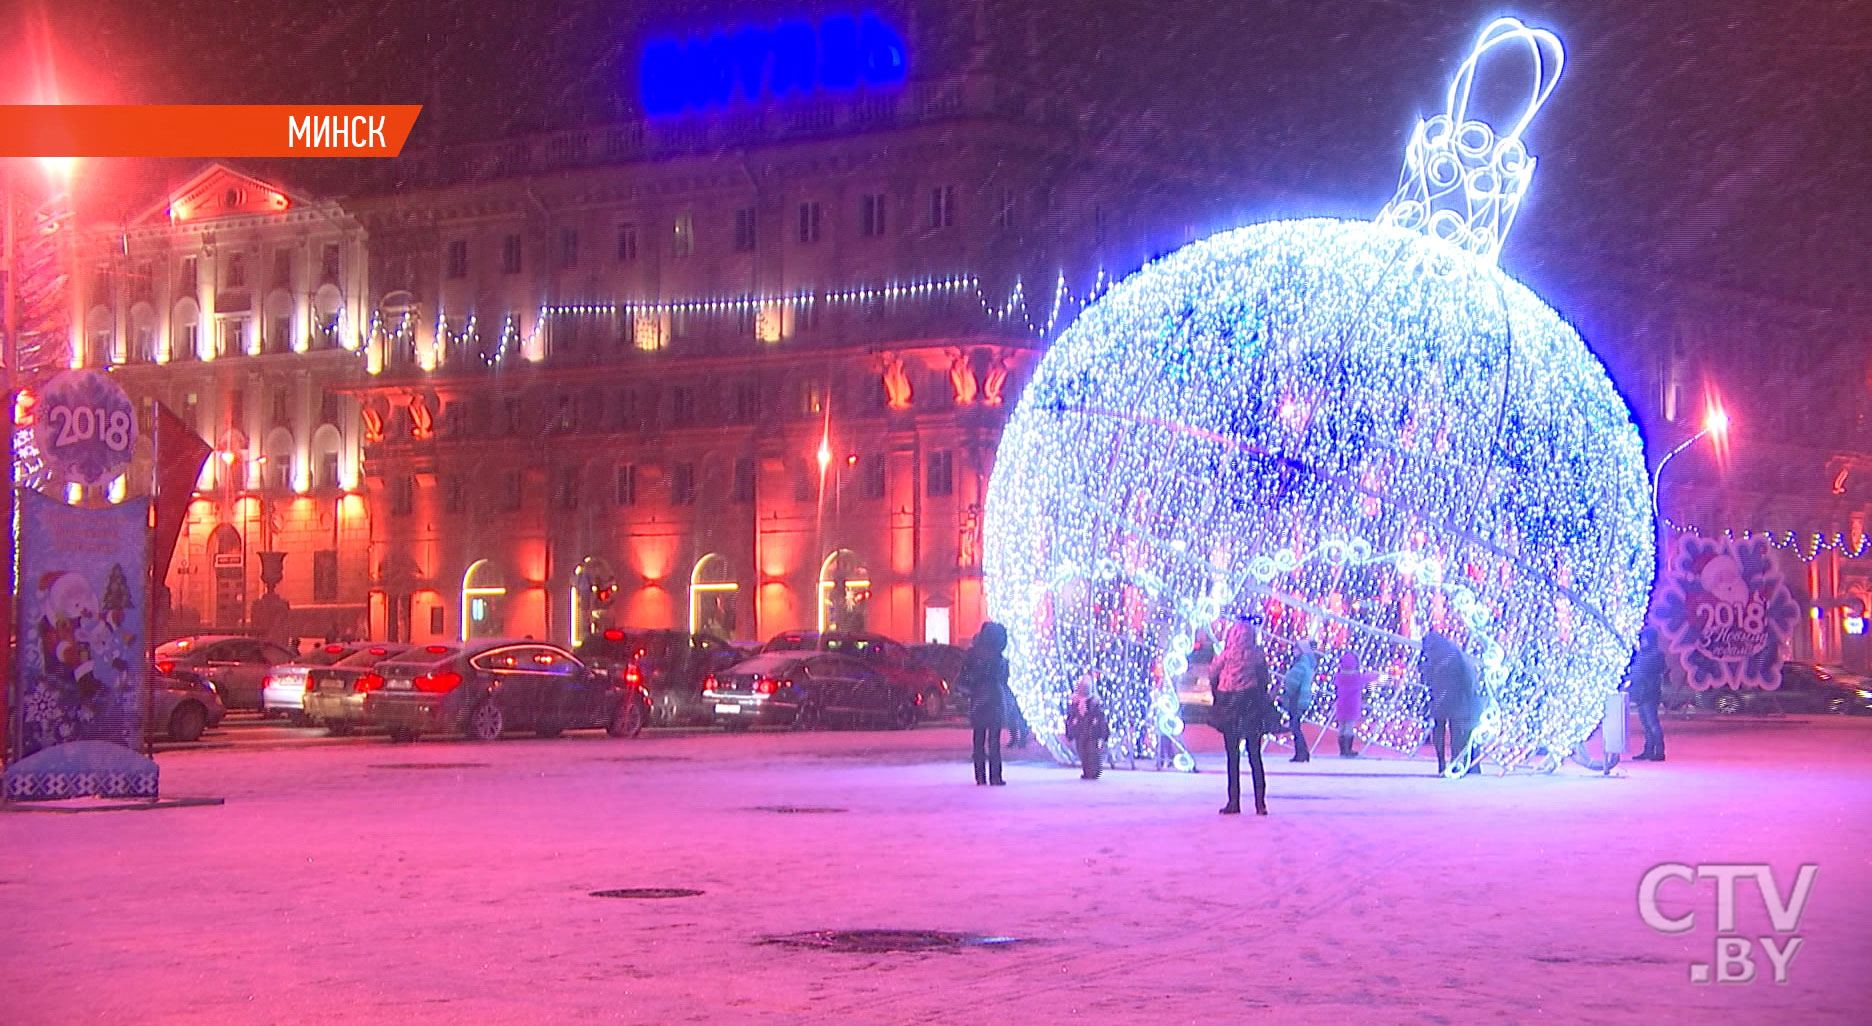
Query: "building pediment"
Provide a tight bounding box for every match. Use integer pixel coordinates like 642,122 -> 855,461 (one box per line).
130,163 -> 304,227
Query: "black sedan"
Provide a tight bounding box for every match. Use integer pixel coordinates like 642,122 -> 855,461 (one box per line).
702,651 -> 922,731
363,639 -> 649,743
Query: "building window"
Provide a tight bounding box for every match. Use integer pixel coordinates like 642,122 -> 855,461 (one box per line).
559,228 -> 579,269
319,391 -> 342,425
271,249 -> 293,288
501,234 -> 523,274
616,224 -> 639,262
179,256 -> 199,295
552,394 -> 575,433
554,467 -> 581,511
499,470 -> 522,511
218,319 -> 244,358
927,450 -> 955,497
313,550 -> 339,602
614,463 -> 638,506
270,316 -> 293,354
862,454 -> 886,499
445,240 -> 468,279
860,193 -> 887,237
271,388 -> 291,427
733,207 -> 757,252
795,298 -> 821,333
928,185 -> 955,229
995,188 -> 1017,231
670,463 -> 696,506
797,201 -> 822,244
443,474 -> 464,514
322,243 -> 342,283
224,252 -> 248,290
798,380 -> 825,419
669,386 -> 696,428
672,213 -> 694,258
613,389 -> 639,431
391,475 -> 415,516
731,382 -> 759,424
670,308 -> 692,342
732,457 -> 757,503
178,323 -> 199,360
503,397 -> 523,435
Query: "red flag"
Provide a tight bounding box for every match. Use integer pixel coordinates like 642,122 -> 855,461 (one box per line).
152,402 -> 212,586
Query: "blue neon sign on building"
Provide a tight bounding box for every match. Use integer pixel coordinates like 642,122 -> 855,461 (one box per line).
640,14 -> 908,117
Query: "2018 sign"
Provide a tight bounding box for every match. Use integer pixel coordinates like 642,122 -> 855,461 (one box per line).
33,370 -> 137,488
1653,536 -> 1800,691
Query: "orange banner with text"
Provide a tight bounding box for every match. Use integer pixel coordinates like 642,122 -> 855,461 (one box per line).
0,105 -> 423,157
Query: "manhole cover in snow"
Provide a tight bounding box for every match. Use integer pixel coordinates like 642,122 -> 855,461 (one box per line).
748,805 -> 848,814
589,888 -> 704,899
762,930 -> 1016,953
369,762 -> 489,770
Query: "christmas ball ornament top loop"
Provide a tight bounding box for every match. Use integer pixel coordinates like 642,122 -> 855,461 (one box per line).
1378,17 -> 1565,264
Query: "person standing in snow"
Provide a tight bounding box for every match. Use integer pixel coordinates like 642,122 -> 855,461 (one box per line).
1064,673 -> 1110,779
1627,627 -> 1669,761
961,622 -> 1012,785
1280,638 -> 1321,762
1331,650 -> 1379,757
1210,616 -> 1272,815
1420,628 -> 1482,775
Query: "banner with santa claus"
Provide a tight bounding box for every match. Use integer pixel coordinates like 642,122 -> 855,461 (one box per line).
1651,535 -> 1800,691
11,491 -> 150,763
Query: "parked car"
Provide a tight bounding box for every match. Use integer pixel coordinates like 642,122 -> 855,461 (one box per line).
300,643 -> 412,735
1692,662 -> 1872,716
760,631 -> 949,719
262,642 -> 382,724
906,643 -> 966,714
363,639 -> 649,743
155,635 -> 297,714
703,650 -> 923,730
146,669 -> 227,742
574,629 -> 741,726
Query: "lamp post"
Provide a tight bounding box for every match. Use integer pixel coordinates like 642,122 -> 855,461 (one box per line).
1650,405 -> 1730,590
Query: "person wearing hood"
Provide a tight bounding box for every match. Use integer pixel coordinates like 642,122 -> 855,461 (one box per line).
1210,616 -> 1272,815
1331,650 -> 1379,757
1280,639 -> 1321,763
1420,628 -> 1482,775
1064,672 -> 1111,780
961,622 -> 1012,785
1627,627 -> 1669,761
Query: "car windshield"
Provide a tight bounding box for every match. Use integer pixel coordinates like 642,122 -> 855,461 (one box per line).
761,634 -> 818,653
294,645 -> 359,667
335,645 -> 408,668
728,653 -> 809,675
379,646 -> 460,673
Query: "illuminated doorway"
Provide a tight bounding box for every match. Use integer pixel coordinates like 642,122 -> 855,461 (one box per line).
816,549 -> 871,634
689,553 -> 740,638
461,559 -> 507,640
570,556 -> 619,646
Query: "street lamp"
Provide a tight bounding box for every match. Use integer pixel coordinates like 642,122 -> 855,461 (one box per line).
1651,405 -> 1730,510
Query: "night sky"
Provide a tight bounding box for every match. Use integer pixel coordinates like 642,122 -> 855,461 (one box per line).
6,0 -> 1868,324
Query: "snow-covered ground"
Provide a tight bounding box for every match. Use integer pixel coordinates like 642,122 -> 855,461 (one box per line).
3,714 -> 1868,1025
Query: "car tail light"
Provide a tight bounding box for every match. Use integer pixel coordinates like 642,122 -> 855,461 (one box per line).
324,644 -> 346,655
755,677 -> 778,695
303,675 -> 317,692
701,673 -> 718,694
261,674 -> 274,690
625,662 -> 642,686
355,673 -> 384,693
603,628 -> 625,641
414,671 -> 464,693
155,660 -> 175,675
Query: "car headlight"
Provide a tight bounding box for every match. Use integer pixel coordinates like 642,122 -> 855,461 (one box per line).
1857,690 -> 1872,700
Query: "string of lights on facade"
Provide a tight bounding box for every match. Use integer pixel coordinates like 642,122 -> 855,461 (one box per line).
359,272 -> 1110,373
1663,518 -> 1872,562
984,18 -> 1656,776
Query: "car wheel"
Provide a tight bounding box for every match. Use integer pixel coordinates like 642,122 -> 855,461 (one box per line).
653,693 -> 678,727
891,698 -> 919,731
167,702 -> 207,742
607,699 -> 647,738
327,721 -> 356,738
387,727 -> 419,744
465,701 -> 505,741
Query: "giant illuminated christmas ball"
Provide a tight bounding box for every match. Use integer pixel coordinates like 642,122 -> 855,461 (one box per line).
983,19 -> 1653,773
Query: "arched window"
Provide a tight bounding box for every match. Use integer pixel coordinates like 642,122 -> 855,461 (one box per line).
461,559 -> 507,641
816,549 -> 870,634
570,556 -> 618,646
689,553 -> 740,638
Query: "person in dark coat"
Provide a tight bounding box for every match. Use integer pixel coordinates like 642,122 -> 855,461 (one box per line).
961,622 -> 1012,785
1064,673 -> 1110,779
1627,627 -> 1669,761
1420,629 -> 1482,775
1211,616 -> 1272,815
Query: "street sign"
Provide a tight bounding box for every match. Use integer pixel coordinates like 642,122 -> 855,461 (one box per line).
213,553 -> 244,569
32,369 -> 137,488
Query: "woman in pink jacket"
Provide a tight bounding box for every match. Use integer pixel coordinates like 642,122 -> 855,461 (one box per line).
1332,651 -> 1378,757
1210,616 -> 1272,815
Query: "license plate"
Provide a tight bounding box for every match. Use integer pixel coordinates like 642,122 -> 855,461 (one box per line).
387,679 -> 413,690
714,703 -> 740,714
